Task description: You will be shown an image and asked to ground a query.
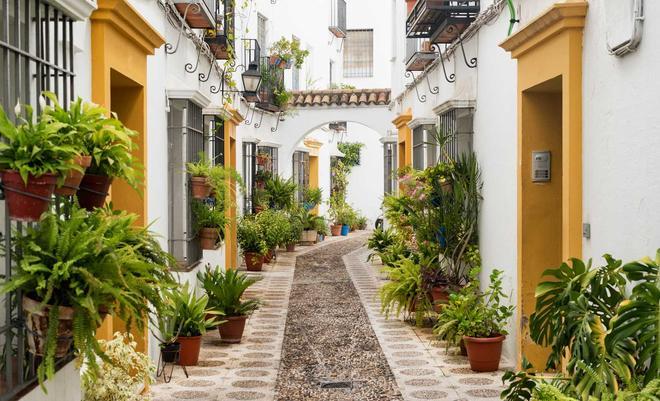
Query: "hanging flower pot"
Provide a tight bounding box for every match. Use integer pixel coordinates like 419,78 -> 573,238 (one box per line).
244,252 -> 264,271
55,155 -> 92,196
218,315 -> 248,343
190,176 -> 212,199
199,228 -> 219,250
177,335 -> 202,366
463,334 -> 505,372
160,342 -> 181,364
22,296 -> 75,358
1,170 -> 57,222
77,173 -> 113,211
330,224 -> 342,236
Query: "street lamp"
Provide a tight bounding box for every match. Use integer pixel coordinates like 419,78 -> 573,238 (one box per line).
241,62 -> 262,102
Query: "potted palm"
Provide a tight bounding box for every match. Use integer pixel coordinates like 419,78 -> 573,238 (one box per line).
328,198 -> 344,236
0,104 -> 79,221
450,269 -> 514,372
187,154 -> 212,199
237,216 -> 267,271
171,283 -> 221,366
0,206 -> 176,385
284,213 -> 303,251
198,266 -> 261,343
192,200 -> 226,250
151,292 -> 183,365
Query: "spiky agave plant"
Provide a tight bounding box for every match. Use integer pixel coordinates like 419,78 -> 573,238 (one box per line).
197,266 -> 261,317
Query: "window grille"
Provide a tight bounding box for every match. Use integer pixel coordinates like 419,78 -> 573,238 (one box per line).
343,29 -> 373,78
412,124 -> 437,170
257,13 -> 267,52
437,107 -> 474,163
292,151 -> 309,203
384,142 -> 398,195
256,146 -> 278,177
168,99 -> 207,268
204,115 -> 225,166
0,1 -> 75,398
242,142 -> 256,214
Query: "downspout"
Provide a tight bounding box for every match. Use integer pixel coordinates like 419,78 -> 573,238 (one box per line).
608,0 -> 644,57
506,0 -> 518,36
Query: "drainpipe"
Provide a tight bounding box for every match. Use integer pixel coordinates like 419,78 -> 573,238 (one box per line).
608,0 -> 644,57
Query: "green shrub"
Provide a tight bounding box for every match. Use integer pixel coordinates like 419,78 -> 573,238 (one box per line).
198,266 -> 261,317
237,216 -> 267,254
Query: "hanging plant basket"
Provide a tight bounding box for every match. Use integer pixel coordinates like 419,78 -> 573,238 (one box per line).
190,176 -> 212,199
22,296 -> 75,358
199,227 -> 219,250
77,173 -> 113,211
55,155 -> 92,197
218,315 -> 248,343
1,170 -> 57,222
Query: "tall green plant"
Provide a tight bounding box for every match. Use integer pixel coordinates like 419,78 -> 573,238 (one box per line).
170,282 -> 221,337
198,266 -> 261,317
264,175 -> 297,210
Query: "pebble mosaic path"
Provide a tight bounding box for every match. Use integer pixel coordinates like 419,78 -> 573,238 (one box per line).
150,233 -> 509,401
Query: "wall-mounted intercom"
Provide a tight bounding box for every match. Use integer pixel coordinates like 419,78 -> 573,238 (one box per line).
532,151 -> 551,182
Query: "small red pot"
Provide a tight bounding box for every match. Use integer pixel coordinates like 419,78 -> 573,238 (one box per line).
190,176 -> 211,199
177,335 -> 202,366
245,252 -> 264,271
463,334 -> 505,372
430,286 -> 450,312
1,170 -> 57,222
286,243 -> 296,252
330,224 -> 342,236
55,155 -> 92,196
218,315 -> 248,343
199,227 -> 218,250
77,173 -> 112,210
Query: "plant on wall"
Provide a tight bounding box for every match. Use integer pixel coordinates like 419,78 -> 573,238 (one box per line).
269,37 -> 310,69
337,142 -> 363,168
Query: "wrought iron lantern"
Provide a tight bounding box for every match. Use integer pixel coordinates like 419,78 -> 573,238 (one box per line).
241,62 -> 262,102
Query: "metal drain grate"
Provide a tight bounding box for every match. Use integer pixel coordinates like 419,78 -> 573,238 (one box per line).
320,381 -> 353,389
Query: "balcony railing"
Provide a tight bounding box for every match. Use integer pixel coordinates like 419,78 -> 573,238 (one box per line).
204,0 -> 235,60
405,38 -> 437,71
256,57 -> 285,113
329,0 -> 347,38
406,0 -> 480,44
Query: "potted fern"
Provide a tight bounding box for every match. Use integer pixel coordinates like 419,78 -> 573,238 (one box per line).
0,104 -> 79,221
198,266 -> 261,343
170,282 -> 221,366
302,187 -> 322,211
264,175 -> 297,210
187,154 -> 212,199
192,200 -> 226,250
237,216 -> 267,271
0,206 -> 176,385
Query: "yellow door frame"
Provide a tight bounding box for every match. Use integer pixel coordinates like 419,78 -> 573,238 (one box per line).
392,108 -> 413,189
304,138 -> 323,214
224,107 -> 243,269
501,0 -> 587,367
91,0 -> 164,351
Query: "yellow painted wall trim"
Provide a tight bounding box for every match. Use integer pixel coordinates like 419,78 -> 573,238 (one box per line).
500,1 -> 587,58
392,108 -> 413,128
91,0 -> 165,55
226,106 -> 244,126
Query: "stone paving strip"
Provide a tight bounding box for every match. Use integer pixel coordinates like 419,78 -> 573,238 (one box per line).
151,235 -> 353,401
343,245 -> 511,401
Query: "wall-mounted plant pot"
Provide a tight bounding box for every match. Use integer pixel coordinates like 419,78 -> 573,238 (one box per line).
340,225 -> 350,236
160,342 -> 181,364
301,230 -> 317,245
244,252 -> 264,271
1,170 -> 57,222
330,224 -> 342,236
286,242 -> 296,252
190,176 -> 211,199
463,334 -> 505,372
199,227 -> 219,250
78,173 -> 112,211
177,335 -> 202,366
218,315 -> 248,343
22,296 -> 74,357
55,155 -> 92,196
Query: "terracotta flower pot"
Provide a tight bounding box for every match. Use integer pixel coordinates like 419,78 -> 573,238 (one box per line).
463,334 -> 505,372
430,286 -> 450,312
330,224 -> 342,236
22,296 -> 75,357
177,335 -> 202,366
286,243 -> 296,252
190,176 -> 211,199
199,227 -> 218,250
245,252 -> 264,271
1,170 -> 57,222
160,342 -> 181,364
78,173 -> 112,211
55,155 -> 92,196
218,315 -> 248,343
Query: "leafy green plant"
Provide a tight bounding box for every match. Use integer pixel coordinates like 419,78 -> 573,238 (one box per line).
171,282 -> 221,337
337,142 -> 363,168
237,216 -> 267,254
302,187 -> 323,207
187,152 -> 212,177
192,200 -> 227,238
256,209 -> 290,249
208,164 -> 245,211
270,36 -> 310,69
82,332 -> 154,401
294,208 -> 325,231
0,103 -> 79,184
0,206 -> 176,385
379,257 -> 428,326
198,266 -> 261,317
264,175 -> 297,210
150,288 -> 182,346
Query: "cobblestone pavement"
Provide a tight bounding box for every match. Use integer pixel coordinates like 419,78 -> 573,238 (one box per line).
150,233 -> 509,401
